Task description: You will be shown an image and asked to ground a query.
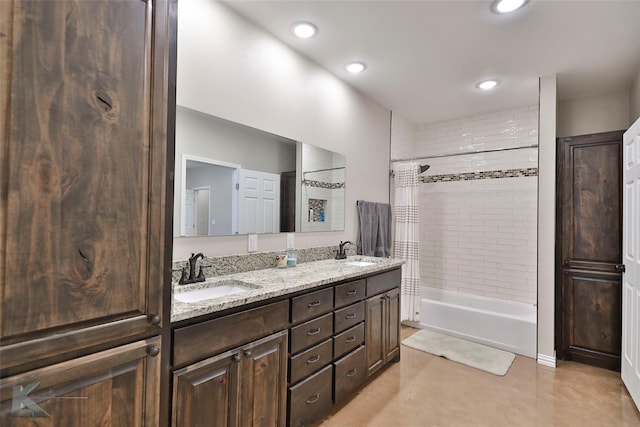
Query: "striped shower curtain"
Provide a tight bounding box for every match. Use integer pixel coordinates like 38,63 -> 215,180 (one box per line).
392,162 -> 421,322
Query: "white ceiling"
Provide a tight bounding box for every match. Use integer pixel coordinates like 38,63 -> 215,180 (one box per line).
223,0 -> 640,125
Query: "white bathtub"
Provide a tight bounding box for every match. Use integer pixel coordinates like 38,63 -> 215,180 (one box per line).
419,287 -> 537,358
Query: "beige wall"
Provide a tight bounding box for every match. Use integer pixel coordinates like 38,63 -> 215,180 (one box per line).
173,0 -> 391,260
632,66 -> 640,122
557,91 -> 630,138
537,75 -> 557,367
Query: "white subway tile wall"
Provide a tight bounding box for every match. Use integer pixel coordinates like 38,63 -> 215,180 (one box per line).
415,105 -> 539,304
390,112 -> 418,161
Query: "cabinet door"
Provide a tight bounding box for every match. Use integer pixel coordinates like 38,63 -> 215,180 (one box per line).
239,331 -> 288,427
385,288 -> 401,362
0,0 -> 168,373
365,294 -> 385,376
172,349 -> 242,427
0,337 -> 161,426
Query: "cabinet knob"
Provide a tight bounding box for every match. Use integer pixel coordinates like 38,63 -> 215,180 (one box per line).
232,354 -> 241,362
147,346 -> 160,357
244,350 -> 252,357
149,315 -> 161,325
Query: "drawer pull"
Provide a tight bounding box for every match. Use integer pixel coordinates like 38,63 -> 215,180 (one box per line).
306,393 -> 321,404
345,336 -> 356,343
345,313 -> 357,320
346,290 -> 357,295
232,354 -> 241,362
307,300 -> 321,307
346,369 -> 358,377
306,355 -> 321,364
307,328 -> 321,336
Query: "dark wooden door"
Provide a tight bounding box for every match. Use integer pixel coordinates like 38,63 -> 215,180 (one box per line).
557,130 -> 624,370
385,288 -> 401,362
239,331 -> 288,427
172,348 -> 242,427
365,294 -> 385,376
0,337 -> 161,425
0,0 -> 168,375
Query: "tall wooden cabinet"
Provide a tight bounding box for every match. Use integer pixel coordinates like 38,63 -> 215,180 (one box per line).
0,0 -> 170,424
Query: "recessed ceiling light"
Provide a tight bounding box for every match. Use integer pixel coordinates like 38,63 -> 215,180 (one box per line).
491,0 -> 528,14
345,62 -> 366,74
291,22 -> 317,39
477,79 -> 500,90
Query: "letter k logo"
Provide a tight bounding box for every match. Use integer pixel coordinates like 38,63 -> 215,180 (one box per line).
11,383 -> 50,418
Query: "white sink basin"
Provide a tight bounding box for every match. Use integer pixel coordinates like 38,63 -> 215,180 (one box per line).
345,261 -> 376,267
175,281 -> 257,303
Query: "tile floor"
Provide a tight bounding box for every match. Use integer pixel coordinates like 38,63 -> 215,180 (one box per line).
312,327 -> 640,427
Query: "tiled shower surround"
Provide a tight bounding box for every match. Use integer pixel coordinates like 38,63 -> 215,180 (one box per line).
415,105 -> 538,305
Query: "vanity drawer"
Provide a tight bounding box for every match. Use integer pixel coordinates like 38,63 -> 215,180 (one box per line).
291,287 -> 334,324
333,322 -> 365,359
335,279 -> 365,308
334,301 -> 365,334
289,338 -> 333,384
173,300 -> 290,367
288,365 -> 333,427
290,313 -> 333,354
366,268 -> 401,296
334,345 -> 367,404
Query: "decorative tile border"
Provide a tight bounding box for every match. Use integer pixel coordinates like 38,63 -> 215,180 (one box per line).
421,167 -> 538,183
302,179 -> 345,189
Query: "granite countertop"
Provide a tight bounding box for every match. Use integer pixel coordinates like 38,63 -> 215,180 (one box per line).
171,255 -> 404,323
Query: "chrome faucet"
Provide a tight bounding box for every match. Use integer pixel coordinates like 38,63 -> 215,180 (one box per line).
335,241 -> 353,260
179,253 -> 207,285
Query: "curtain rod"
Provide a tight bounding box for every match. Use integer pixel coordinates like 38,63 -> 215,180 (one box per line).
390,144 -> 539,163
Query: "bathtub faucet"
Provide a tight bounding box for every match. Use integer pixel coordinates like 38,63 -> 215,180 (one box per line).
335,241 -> 353,260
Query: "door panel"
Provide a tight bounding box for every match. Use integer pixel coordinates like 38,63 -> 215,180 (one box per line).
622,118 -> 640,409
558,130 -> 624,370
1,0 -> 154,338
239,331 -> 287,427
0,337 -> 160,426
172,350 -> 241,427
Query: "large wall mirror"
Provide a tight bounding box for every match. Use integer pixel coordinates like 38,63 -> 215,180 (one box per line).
174,106 -> 346,237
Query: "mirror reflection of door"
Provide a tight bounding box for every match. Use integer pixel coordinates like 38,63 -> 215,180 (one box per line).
238,169 -> 280,234
183,157 -> 239,236
194,187 -> 210,236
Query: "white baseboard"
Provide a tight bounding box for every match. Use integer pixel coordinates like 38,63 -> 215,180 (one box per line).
537,353 -> 556,368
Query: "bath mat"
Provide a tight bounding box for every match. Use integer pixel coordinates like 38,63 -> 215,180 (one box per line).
401,329 -> 515,376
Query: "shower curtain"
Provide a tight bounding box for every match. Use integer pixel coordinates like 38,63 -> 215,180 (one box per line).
392,162 -> 421,322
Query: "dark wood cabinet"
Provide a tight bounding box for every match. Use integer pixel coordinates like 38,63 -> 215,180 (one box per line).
172,331 -> 288,427
0,337 -> 161,425
0,0 -> 170,425
366,287 -> 400,377
287,268 -> 400,426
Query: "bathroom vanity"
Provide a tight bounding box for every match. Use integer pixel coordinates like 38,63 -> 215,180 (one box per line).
169,257 -> 402,427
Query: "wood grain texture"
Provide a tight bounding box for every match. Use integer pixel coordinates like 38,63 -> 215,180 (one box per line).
365,294 -> 385,376
2,0 -> 153,338
558,131 -> 624,370
0,1 -> 14,342
239,331 -> 288,427
173,300 -> 290,368
0,336 -> 160,425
